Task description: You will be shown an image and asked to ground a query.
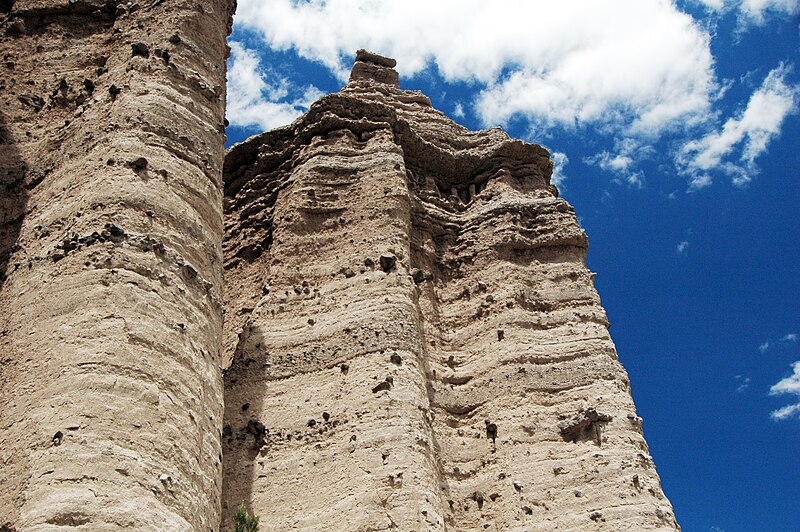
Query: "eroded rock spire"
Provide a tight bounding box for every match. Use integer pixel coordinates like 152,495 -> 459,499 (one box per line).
221,52 -> 679,530
349,48 -> 400,86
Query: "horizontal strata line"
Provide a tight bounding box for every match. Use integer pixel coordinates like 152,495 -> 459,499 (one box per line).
438,320 -> 612,347
432,349 -> 616,377
429,346 -> 616,374
226,347 -> 413,383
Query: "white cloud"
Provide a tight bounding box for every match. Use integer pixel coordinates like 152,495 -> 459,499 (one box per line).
226,41 -> 323,131
235,0 -> 717,137
770,360 -> 800,420
695,0 -> 726,9
740,0 -> 800,22
692,0 -> 799,22
677,241 -> 689,254
584,138 -> 650,186
678,64 -> 799,188
758,333 -> 798,353
550,151 -> 569,186
231,1 -> 799,188
735,375 -> 751,392
771,402 -> 800,420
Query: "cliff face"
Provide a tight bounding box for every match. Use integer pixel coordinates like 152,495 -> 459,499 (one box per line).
0,6 -> 677,525
0,1 -> 234,529
221,51 -> 679,530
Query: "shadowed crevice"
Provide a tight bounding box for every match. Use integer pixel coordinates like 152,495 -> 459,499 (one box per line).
0,110 -> 28,294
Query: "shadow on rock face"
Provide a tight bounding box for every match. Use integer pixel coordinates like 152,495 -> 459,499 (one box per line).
0,110 -> 28,293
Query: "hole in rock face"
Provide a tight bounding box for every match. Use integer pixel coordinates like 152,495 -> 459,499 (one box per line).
0,1 -> 14,14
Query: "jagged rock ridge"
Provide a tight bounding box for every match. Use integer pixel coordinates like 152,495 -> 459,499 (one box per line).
221,50 -> 679,530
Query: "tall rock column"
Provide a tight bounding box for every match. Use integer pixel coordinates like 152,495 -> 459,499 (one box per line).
0,1 -> 234,529
222,51 -> 679,531
221,74 -> 448,528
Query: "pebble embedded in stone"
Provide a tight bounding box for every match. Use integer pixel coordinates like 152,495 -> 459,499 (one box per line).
372,376 -> 393,393
132,42 -> 150,57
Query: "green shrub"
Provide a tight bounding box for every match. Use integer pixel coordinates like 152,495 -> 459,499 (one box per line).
234,502 -> 259,532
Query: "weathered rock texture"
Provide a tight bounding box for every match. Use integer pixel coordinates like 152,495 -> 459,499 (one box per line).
221,51 -> 679,530
0,0 -> 234,529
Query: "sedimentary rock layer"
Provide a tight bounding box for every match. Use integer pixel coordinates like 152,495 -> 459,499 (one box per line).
0,1 -> 234,529
222,51 -> 679,530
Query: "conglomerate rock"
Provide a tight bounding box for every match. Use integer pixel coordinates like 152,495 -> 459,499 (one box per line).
221,51 -> 679,530
0,1 -> 234,529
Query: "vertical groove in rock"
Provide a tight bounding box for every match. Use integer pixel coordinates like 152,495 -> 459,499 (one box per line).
0,1 -> 235,529
222,51 -> 679,530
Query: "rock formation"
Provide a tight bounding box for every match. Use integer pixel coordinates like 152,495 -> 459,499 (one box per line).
0,0 -> 234,529
0,1 -> 678,525
220,50 -> 679,530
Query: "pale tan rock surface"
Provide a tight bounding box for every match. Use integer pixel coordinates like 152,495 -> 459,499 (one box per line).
221,51 -> 679,531
0,1 -> 234,529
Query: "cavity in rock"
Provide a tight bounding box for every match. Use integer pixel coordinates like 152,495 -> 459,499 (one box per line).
379,253 -> 396,272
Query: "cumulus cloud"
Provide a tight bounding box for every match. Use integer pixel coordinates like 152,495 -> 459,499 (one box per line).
677,241 -> 689,254
227,42 -> 323,131
678,64 -> 799,188
783,333 -> 798,342
770,360 -> 800,420
235,0 -> 717,136
231,0 -> 799,187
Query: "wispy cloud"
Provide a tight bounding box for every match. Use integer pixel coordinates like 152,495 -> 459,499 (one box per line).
735,374 -> 751,392
758,332 -> 798,352
677,241 -> 690,254
550,151 -> 569,186
678,64 -> 799,189
452,102 -> 465,119
770,360 -> 800,420
226,42 -> 323,131
694,0 -> 800,24
584,138 -> 650,187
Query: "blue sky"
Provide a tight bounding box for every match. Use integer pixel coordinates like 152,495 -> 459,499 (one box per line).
223,1 -> 800,529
